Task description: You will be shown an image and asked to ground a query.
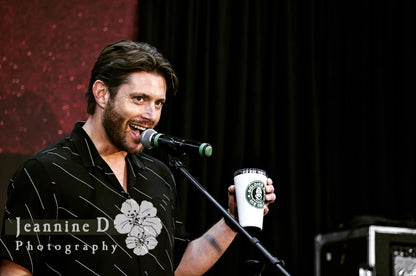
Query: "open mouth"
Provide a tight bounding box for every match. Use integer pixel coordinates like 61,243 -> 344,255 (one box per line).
129,124 -> 148,141
129,124 -> 147,132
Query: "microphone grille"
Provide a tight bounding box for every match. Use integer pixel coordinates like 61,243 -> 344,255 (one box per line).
140,129 -> 157,149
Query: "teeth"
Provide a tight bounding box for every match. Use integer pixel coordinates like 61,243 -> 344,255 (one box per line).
130,124 -> 146,131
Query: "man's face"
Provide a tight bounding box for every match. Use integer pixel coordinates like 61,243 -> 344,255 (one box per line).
102,71 -> 167,154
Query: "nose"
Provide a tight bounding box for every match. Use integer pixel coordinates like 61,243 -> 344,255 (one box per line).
141,102 -> 158,121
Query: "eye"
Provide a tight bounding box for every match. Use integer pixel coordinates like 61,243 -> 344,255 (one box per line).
155,100 -> 165,108
134,96 -> 144,103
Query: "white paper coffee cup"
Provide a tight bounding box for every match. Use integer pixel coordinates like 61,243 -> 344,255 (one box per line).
233,168 -> 267,230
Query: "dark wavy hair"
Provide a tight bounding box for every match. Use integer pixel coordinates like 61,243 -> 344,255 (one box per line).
85,40 -> 178,115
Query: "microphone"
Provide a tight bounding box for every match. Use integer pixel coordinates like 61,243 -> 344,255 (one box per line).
140,129 -> 213,158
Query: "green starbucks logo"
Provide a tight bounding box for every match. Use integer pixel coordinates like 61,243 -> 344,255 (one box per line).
246,181 -> 265,208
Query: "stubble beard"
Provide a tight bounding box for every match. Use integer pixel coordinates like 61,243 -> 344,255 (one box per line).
102,100 -> 141,154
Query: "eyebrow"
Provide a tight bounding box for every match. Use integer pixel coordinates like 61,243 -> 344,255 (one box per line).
131,92 -> 166,102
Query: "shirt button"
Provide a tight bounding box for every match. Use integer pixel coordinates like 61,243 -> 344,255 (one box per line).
143,271 -> 149,276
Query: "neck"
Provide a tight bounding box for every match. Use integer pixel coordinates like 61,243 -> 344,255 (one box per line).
83,115 -> 127,160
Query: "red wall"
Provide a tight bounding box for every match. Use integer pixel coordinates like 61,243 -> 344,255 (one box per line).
0,0 -> 139,155
0,0 -> 139,228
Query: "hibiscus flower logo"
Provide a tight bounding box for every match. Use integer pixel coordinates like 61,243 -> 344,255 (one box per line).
114,199 -> 162,256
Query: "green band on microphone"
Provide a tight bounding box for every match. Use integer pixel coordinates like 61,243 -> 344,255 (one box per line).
199,143 -> 212,157
154,133 -> 163,148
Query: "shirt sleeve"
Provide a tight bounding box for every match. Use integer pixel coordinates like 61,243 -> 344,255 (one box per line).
0,158 -> 56,274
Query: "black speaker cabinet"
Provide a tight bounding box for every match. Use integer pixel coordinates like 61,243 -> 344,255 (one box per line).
315,225 -> 416,276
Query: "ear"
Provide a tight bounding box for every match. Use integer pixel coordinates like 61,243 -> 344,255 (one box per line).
92,80 -> 110,110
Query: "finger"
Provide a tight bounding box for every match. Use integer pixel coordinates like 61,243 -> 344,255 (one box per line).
263,206 -> 269,216
227,185 -> 237,205
265,193 -> 276,204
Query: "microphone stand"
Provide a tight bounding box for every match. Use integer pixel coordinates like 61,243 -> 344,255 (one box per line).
168,157 -> 291,276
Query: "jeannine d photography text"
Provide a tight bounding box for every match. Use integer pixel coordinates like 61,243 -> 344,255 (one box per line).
6,217 -> 115,238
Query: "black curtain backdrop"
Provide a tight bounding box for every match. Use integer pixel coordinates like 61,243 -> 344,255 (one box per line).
138,1 -> 416,275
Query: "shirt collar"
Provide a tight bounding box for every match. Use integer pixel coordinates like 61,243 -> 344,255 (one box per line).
67,121 -> 102,168
68,121 -> 145,169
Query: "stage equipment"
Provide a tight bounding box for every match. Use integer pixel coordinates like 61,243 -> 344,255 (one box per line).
315,225 -> 416,276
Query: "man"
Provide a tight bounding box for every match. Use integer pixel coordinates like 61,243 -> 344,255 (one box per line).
0,40 -> 276,275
